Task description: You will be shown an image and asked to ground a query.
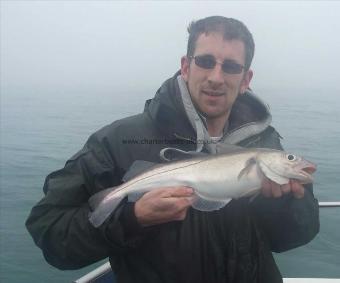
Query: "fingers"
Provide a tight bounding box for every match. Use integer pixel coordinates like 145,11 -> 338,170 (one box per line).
261,178 -> 273,198
261,178 -> 305,199
262,178 -> 282,198
141,186 -> 193,200
134,186 -> 194,226
271,182 -> 283,198
164,196 -> 192,212
281,183 -> 291,194
173,207 -> 190,221
161,186 -> 194,198
291,181 -> 305,199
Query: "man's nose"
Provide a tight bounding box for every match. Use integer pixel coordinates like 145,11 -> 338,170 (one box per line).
207,64 -> 224,85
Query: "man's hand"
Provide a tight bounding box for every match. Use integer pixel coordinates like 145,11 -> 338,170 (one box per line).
134,187 -> 194,227
261,178 -> 305,199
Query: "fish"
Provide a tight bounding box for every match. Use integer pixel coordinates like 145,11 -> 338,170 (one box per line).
88,148 -> 316,227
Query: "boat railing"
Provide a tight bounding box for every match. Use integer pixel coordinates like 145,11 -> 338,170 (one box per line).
73,262 -> 113,283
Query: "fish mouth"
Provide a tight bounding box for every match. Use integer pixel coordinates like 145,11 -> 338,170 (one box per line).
295,160 -> 317,183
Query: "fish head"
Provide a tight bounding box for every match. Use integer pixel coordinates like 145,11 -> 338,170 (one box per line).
257,150 -> 316,185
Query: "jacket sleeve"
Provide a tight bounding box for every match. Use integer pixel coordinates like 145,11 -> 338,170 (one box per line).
247,126 -> 320,252
25,132 -> 148,270
251,185 -> 319,252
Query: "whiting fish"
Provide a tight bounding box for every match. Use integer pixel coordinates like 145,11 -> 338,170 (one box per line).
88,148 -> 316,227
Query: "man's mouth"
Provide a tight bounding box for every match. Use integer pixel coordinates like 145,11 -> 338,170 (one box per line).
202,90 -> 225,97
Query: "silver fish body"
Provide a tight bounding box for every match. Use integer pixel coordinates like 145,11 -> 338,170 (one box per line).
88,148 -> 316,227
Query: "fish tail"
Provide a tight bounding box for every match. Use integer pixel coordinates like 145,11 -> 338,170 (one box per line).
88,187 -> 125,228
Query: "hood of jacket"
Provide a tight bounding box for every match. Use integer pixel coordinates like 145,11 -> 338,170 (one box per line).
145,71 -> 272,154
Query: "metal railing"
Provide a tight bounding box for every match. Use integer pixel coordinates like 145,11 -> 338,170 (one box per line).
319,202 -> 340,207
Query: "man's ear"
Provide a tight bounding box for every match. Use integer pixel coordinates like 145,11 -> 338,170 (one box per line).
181,56 -> 190,82
240,69 -> 253,94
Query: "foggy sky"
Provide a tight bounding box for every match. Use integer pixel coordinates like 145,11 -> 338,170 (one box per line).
1,1 -> 340,96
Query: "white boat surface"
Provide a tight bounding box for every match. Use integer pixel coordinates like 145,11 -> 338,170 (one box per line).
284,280 -> 340,282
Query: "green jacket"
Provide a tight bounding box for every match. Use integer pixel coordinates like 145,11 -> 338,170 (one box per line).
26,73 -> 319,283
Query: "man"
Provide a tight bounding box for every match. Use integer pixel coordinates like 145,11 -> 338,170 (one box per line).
26,16 -> 319,283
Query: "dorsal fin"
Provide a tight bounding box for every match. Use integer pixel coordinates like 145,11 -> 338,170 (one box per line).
238,157 -> 257,180
160,147 -> 208,162
122,160 -> 158,182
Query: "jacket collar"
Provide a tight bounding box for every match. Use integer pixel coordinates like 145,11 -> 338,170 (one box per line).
145,71 -> 196,141
145,71 -> 272,148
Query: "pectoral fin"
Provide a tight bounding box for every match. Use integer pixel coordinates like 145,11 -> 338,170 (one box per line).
191,192 -> 231,211
238,157 -> 257,180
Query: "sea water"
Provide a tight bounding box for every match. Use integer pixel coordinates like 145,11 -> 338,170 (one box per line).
1,87 -> 339,282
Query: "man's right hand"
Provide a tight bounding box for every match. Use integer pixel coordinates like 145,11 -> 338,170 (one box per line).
134,187 -> 194,227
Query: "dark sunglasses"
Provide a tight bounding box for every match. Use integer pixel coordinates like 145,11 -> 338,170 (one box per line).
190,54 -> 245,74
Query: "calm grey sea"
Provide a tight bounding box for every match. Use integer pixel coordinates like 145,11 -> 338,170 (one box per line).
1,87 -> 339,282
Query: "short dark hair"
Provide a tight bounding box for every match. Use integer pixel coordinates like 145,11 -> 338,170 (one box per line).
187,16 -> 255,70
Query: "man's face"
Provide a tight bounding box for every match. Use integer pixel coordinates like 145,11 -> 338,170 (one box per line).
181,32 -> 253,123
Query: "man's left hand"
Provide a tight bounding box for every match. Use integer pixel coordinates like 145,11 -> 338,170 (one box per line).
261,178 -> 305,199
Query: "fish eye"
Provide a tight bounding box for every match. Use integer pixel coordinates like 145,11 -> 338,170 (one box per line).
287,154 -> 296,161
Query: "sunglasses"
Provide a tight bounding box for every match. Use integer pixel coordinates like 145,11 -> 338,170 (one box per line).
190,54 -> 245,74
